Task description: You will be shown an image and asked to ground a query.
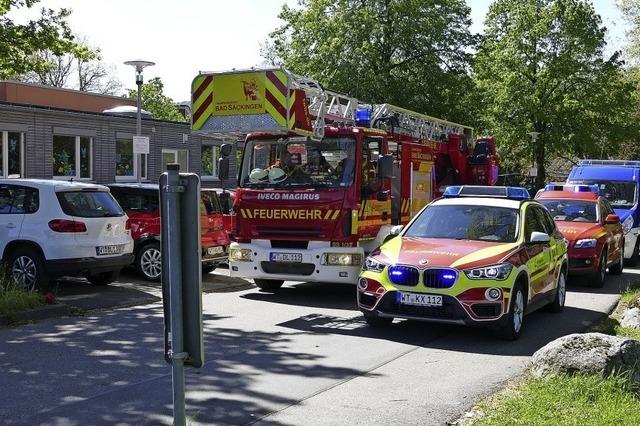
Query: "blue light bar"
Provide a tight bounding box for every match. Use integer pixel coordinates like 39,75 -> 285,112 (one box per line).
355,108 -> 371,127
443,185 -> 530,201
544,184 -> 599,194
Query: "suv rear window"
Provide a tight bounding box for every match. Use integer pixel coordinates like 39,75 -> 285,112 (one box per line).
110,190 -> 159,213
56,191 -> 124,218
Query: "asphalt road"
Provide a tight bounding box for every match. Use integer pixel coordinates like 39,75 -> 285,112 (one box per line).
0,268 -> 637,426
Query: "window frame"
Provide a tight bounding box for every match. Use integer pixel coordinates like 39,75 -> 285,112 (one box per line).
161,148 -> 189,173
115,138 -> 148,182
53,134 -> 93,180
1,130 -> 25,179
201,144 -> 220,180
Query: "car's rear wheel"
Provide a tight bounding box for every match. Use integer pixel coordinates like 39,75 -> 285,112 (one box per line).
546,269 -> 566,313
137,242 -> 162,282
609,246 -> 624,276
253,279 -> 284,291
592,249 -> 607,288
498,282 -> 526,340
7,247 -> 47,291
88,271 -> 119,286
363,311 -> 393,327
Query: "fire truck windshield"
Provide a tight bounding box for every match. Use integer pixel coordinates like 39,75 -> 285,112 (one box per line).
240,137 -> 356,189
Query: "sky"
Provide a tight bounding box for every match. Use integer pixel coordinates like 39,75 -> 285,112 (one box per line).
10,0 -> 630,102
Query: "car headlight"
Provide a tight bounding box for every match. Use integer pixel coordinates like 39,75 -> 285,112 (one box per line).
622,216 -> 634,234
363,256 -> 386,272
464,263 -> 513,280
323,253 -> 362,266
229,248 -> 252,261
574,238 -> 597,249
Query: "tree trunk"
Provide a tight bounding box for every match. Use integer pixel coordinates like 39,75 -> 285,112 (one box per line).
534,131 -> 546,190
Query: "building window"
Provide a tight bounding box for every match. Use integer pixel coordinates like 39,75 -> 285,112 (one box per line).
115,138 -> 148,181
162,149 -> 188,173
201,145 -> 220,178
53,135 -> 92,179
1,131 -> 25,178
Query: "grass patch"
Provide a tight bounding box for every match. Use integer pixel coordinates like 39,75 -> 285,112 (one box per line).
621,287 -> 640,306
474,374 -> 640,426
0,269 -> 44,321
615,325 -> 640,341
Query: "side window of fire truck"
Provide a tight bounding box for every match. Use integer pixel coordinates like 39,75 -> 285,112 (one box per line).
366,137 -> 382,162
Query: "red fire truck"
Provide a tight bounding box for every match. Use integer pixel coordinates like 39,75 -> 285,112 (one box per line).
191,68 -> 498,290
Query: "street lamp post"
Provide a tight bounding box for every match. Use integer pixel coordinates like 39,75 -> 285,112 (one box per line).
124,60 -> 155,183
528,131 -> 541,190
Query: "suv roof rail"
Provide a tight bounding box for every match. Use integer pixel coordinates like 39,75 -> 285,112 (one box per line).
443,185 -> 531,201
578,159 -> 640,167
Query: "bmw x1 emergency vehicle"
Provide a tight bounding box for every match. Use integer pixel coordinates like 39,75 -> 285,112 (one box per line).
358,186 -> 568,340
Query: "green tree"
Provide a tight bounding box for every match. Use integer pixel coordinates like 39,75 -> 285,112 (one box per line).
617,0 -> 640,60
263,0 -> 477,123
0,0 -> 87,78
474,0 -> 635,188
128,77 -> 186,122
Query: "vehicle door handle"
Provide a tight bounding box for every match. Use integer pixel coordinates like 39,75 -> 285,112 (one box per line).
6,223 -> 16,229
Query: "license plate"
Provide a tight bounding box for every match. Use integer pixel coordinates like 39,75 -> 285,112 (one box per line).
96,245 -> 123,256
207,246 -> 224,256
397,291 -> 443,307
270,252 -> 302,263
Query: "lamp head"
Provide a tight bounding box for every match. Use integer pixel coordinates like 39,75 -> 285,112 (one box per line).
124,60 -> 155,73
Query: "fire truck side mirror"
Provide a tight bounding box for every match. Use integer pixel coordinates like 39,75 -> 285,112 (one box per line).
377,155 -> 394,178
218,143 -> 233,180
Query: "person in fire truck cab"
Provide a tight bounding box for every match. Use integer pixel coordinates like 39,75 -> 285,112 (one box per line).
269,148 -> 306,180
303,147 -> 334,175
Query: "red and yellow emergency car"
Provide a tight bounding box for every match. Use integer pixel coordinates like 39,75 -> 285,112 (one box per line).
358,186 -> 568,340
536,184 -> 624,287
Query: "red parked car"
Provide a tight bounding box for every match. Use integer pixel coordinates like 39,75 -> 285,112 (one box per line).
108,183 -> 230,281
536,184 -> 624,287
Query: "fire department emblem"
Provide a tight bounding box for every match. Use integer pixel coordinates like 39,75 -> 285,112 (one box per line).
241,78 -> 259,101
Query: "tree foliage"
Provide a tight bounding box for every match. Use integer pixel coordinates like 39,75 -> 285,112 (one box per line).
128,77 -> 185,122
474,0 -> 636,187
20,38 -> 121,95
263,0 -> 477,122
0,0 -> 86,79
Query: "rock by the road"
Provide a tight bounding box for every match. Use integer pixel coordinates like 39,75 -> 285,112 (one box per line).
531,333 -> 640,382
621,307 -> 640,329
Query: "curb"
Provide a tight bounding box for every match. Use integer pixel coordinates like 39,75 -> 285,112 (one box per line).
0,304 -> 72,326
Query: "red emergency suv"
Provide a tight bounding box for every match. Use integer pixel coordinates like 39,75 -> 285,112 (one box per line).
536,184 -> 624,287
108,184 -> 230,281
202,188 -> 236,239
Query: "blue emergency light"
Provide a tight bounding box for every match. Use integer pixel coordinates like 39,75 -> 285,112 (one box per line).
543,184 -> 599,194
355,108 -> 372,127
443,185 -> 531,201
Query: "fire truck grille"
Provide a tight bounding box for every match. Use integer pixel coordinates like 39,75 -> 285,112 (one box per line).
271,240 -> 309,249
261,262 -> 315,276
256,226 -> 323,238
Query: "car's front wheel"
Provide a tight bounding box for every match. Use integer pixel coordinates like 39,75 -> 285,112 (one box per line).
592,249 -> 607,288
253,279 -> 283,291
136,242 -> 162,282
498,282 -> 526,340
7,247 -> 47,291
88,271 -> 119,286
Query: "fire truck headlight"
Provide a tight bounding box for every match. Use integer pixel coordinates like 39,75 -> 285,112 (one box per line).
323,253 -> 363,266
229,248 -> 253,262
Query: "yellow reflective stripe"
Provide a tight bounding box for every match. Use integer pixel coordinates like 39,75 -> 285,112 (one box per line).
332,210 -> 340,220
265,79 -> 287,114
265,102 -> 287,126
324,210 -> 333,220
245,209 -> 253,219
451,242 -> 520,268
351,210 -> 359,235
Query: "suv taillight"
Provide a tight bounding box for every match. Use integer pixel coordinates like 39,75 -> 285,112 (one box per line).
48,219 -> 87,233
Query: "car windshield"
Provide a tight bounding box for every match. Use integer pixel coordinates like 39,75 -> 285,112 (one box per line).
239,137 -> 356,189
404,204 -> 519,242
538,199 -> 598,223
569,180 -> 637,209
56,191 -> 124,218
